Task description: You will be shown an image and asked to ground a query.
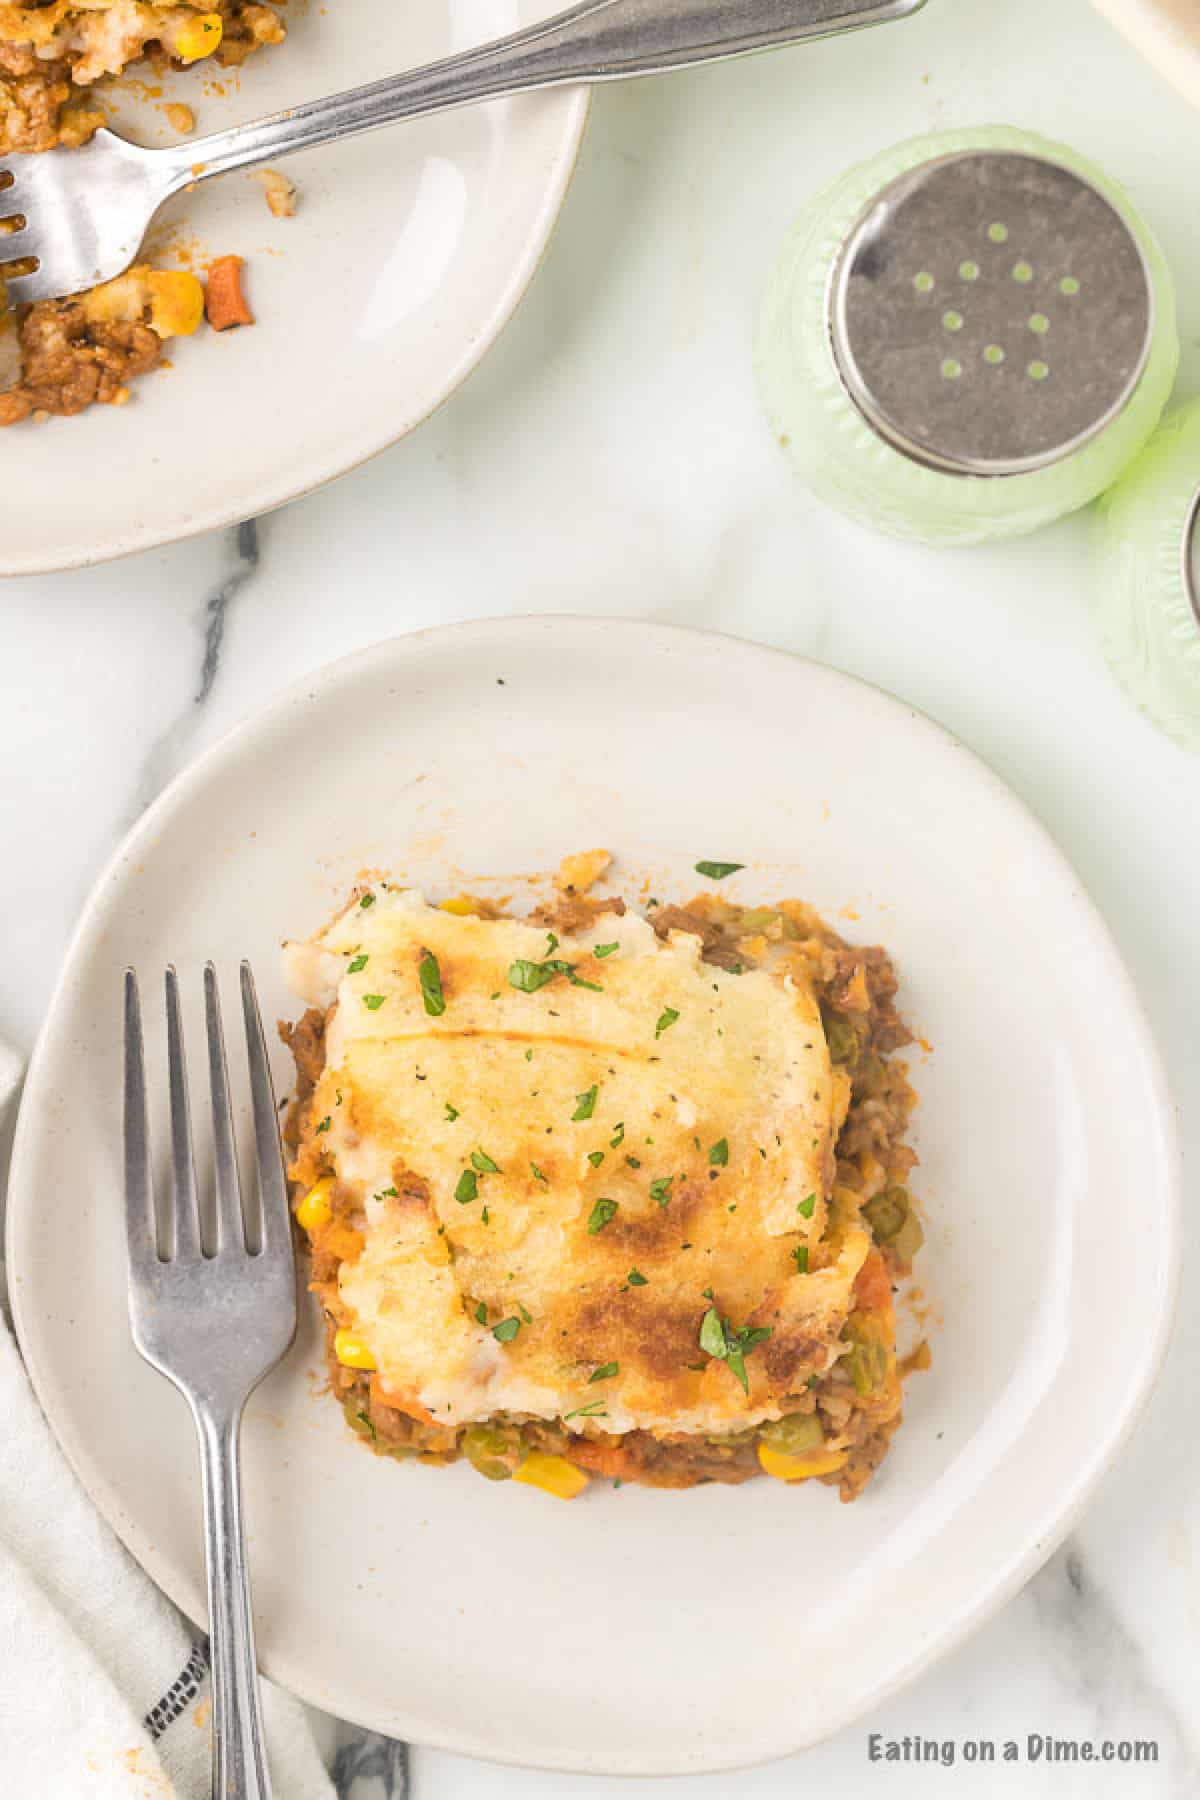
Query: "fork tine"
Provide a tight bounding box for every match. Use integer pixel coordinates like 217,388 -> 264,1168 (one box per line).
239,961 -> 291,1256
203,963 -> 246,1253
0,271 -> 41,308
164,966 -> 202,1262
123,969 -> 158,1272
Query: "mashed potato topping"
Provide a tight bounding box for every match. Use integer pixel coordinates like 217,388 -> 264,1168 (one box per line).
283,861 -> 926,1500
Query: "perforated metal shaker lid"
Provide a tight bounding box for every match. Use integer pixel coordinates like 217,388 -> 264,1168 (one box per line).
828,151 -> 1155,478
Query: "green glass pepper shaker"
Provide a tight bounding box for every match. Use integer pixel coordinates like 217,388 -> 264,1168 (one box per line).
1093,401 -> 1200,752
756,126 -> 1178,546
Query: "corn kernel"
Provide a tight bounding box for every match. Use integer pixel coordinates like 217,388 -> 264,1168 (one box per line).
757,1444 -> 848,1483
147,269 -> 204,338
175,12 -> 223,62
440,896 -> 482,916
512,1451 -> 590,1499
296,1177 -> 334,1232
334,1328 -> 376,1371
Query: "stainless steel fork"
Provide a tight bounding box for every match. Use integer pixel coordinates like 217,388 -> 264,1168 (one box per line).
0,0 -> 926,306
124,962 -> 297,1800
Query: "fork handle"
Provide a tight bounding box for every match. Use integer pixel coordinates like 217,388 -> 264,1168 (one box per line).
193,1400 -> 274,1800
159,0 -> 923,191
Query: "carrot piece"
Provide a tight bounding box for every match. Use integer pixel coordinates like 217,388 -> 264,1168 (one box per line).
567,1437 -> 635,1480
205,254 -> 254,331
852,1246 -> 894,1317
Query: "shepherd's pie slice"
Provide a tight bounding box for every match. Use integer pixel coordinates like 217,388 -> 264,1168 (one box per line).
282,863 -> 922,1500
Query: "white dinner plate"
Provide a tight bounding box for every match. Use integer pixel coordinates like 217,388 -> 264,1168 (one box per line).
7,617 -> 1180,1774
2,3 -> 587,577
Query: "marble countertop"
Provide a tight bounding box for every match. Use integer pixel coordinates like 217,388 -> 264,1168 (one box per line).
2,0 -> 1198,1794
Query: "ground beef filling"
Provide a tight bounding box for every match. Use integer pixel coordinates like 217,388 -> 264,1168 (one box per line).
283,892 -> 923,1502
0,298 -> 163,424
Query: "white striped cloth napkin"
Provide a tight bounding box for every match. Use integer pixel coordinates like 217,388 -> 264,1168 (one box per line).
0,1042 -> 338,1799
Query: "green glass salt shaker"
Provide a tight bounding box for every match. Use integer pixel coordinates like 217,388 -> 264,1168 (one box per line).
756,126 -> 1178,546
1093,401 -> 1200,752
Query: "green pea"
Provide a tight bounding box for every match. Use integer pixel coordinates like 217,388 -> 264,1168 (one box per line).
462,1423 -> 521,1482
738,907 -> 780,934
863,1186 -> 910,1245
842,1322 -> 889,1397
821,1008 -> 860,1068
760,1412 -> 825,1456
890,1210 -> 925,1263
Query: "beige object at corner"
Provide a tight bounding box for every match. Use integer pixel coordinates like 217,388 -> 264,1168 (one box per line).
1092,0 -> 1200,107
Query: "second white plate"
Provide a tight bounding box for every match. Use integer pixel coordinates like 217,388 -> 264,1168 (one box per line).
7,618 -> 1180,1772
3,2 -> 587,575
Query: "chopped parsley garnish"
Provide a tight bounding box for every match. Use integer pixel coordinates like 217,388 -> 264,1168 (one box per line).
587,1150 -> 605,1168
375,1186 -> 398,1200
492,1316 -> 521,1343
572,1084 -> 598,1121
347,953 -> 369,974
594,942 -> 619,958
625,1155 -> 642,1169
798,1192 -> 816,1219
792,1244 -> 810,1274
361,993 -> 386,1011
359,893 -> 376,908
475,1302 -> 488,1325
470,1149 -> 500,1174
455,1169 -> 479,1204
626,1269 -> 648,1287
649,1176 -> 673,1208
546,932 -> 559,955
709,1138 -> 729,1167
508,957 -> 602,995
418,950 -> 446,1017
355,1407 -> 376,1440
655,1007 -> 680,1039
587,1198 -> 618,1234
589,1361 -> 619,1383
610,1122 -> 625,1149
695,861 -> 744,880
516,1301 -> 533,1324
698,1307 -> 773,1394
531,1163 -> 549,1185
525,1048 -> 533,1062
482,1206 -> 490,1225
508,958 -> 560,994
315,1116 -> 331,1134
563,1401 -> 607,1421
444,1102 -> 460,1122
